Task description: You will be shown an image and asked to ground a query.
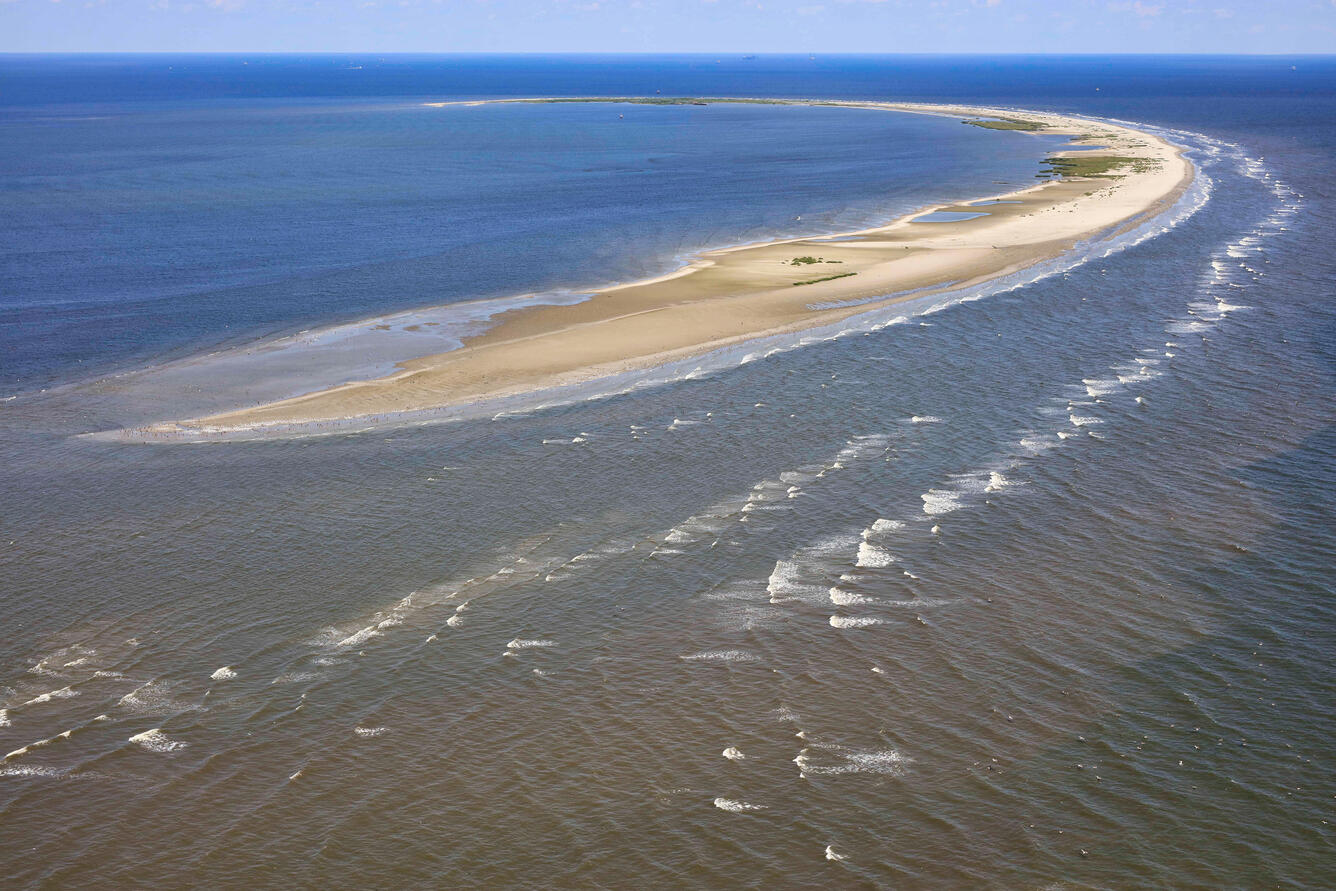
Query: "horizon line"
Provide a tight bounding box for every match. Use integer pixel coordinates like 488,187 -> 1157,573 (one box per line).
2,51 -> 1334,58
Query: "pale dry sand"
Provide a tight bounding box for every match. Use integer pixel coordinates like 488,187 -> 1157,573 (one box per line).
128,100 -> 1192,439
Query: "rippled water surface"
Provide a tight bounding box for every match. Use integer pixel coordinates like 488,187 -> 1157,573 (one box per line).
1,56 -> 1334,888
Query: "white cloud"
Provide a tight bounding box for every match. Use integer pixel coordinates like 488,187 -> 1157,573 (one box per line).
1108,0 -> 1162,16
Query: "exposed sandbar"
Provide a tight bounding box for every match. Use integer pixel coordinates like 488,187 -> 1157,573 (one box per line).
115,100 -> 1193,440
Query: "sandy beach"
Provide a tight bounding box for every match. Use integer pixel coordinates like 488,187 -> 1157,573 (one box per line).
121,100 -> 1192,439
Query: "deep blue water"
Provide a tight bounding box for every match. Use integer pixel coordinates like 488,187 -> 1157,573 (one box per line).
0,56 -> 1333,888
2,53 -> 1331,106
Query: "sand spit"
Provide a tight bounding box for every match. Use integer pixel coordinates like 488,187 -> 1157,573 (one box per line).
100,99 -> 1192,442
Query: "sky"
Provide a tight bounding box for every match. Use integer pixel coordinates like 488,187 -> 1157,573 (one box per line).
2,0 -> 1335,54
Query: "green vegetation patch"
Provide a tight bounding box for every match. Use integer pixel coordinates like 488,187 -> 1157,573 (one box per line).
793,272 -> 858,286
790,256 -> 842,265
1040,155 -> 1158,178
534,97 -> 785,107
617,97 -> 710,106
528,97 -> 869,110
964,118 -> 1047,132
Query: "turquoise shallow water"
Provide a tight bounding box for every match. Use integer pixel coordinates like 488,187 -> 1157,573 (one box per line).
911,209 -> 990,222
0,56 -> 1333,888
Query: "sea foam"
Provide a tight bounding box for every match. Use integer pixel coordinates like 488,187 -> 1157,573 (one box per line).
829,586 -> 875,606
855,541 -> 896,568
21,686 -> 79,707
713,797 -> 766,813
864,518 -> 905,536
680,649 -> 760,663
129,728 -> 187,753
829,615 -> 884,628
794,743 -> 910,777
506,638 -> 556,650
921,489 -> 963,515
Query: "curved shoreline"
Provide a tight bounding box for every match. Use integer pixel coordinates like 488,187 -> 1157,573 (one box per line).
95,99 -> 1194,442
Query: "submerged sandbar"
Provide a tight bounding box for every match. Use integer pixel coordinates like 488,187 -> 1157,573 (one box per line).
106,100 -> 1192,441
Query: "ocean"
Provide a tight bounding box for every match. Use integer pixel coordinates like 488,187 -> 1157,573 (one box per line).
0,55 -> 1333,887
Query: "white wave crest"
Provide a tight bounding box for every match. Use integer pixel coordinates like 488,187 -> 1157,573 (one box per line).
0,765 -> 68,778
1019,435 -> 1060,453
680,649 -> 760,663
1083,378 -> 1120,398
921,489 -> 963,515
270,671 -> 319,685
794,743 -> 910,777
506,638 -> 556,650
129,728 -> 187,753
713,797 -> 767,813
865,518 -> 904,536
855,540 -> 896,568
4,728 -> 74,761
829,615 -> 884,628
829,587 -> 874,606
21,686 -> 79,707
767,534 -> 859,603
1165,318 -> 1211,335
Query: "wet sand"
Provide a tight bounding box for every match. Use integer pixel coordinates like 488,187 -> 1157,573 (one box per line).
117,101 -> 1192,440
